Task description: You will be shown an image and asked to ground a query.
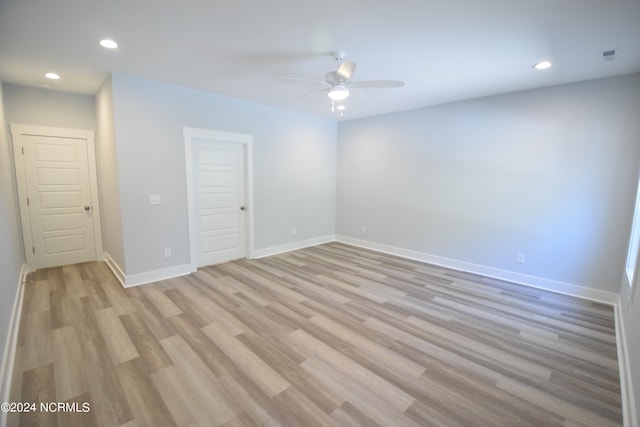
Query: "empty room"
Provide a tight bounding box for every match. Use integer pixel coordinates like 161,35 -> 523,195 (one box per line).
1,0 -> 640,426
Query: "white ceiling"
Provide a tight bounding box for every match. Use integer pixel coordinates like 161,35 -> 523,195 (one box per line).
1,0 -> 639,121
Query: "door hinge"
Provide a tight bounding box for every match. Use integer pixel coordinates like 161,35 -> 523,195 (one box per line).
32,246 -> 35,254
21,146 -> 24,154
26,197 -> 29,206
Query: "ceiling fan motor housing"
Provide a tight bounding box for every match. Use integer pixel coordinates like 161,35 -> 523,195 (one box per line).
326,71 -> 346,84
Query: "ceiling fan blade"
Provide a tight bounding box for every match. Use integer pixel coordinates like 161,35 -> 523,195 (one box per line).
299,88 -> 329,99
278,75 -> 325,85
350,80 -> 404,88
336,60 -> 356,82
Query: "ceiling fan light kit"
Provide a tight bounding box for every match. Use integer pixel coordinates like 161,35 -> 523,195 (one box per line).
280,51 -> 404,115
328,84 -> 350,100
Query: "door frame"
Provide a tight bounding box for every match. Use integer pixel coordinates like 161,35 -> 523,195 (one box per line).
183,127 -> 255,272
10,123 -> 104,272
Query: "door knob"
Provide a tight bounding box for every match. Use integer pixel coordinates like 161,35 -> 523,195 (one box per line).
84,206 -> 91,211
240,206 -> 246,211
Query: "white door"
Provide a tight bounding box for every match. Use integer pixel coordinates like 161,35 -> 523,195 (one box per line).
193,139 -> 246,266
11,125 -> 102,270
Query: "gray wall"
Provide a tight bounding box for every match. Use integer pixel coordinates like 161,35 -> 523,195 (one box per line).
95,76 -> 126,270
0,83 -> 25,391
1,82 -> 97,383
2,84 -> 96,129
336,73 -> 640,293
110,73 -> 337,275
0,83 -> 99,394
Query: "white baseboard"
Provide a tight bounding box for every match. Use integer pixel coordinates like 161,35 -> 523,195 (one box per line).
104,252 -> 126,287
335,235 -> 619,305
104,251 -> 194,288
107,235 -> 338,287
0,264 -> 27,427
615,295 -> 638,427
124,263 -> 194,288
253,235 -> 336,259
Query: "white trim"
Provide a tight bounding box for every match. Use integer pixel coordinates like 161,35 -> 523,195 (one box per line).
10,125 -> 36,271
0,264 -> 27,427
9,123 -> 103,271
616,295 -> 638,427
103,251 -> 192,288
85,130 -> 105,262
10,124 -> 94,140
103,252 -> 126,287
123,263 -> 193,288
253,235 -> 336,259
335,235 -> 618,305
183,127 -> 255,270
245,141 -> 255,258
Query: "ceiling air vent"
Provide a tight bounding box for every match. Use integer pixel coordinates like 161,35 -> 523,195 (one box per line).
601,49 -> 617,61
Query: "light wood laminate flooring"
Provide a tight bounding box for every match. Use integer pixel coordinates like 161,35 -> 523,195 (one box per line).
8,243 -> 622,426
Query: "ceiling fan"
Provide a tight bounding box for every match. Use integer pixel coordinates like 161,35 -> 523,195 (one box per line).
279,51 -> 404,113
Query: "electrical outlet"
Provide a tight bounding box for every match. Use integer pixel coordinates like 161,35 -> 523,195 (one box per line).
149,194 -> 162,205
291,228 -> 297,236
516,253 -> 526,264
164,248 -> 172,258
361,226 -> 367,234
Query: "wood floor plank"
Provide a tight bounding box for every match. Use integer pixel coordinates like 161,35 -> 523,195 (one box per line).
99,278 -> 138,316
167,313 -> 238,378
18,308 -> 52,372
497,377 -> 620,427
94,307 -> 140,365
270,386 -> 341,427
308,314 -> 426,381
77,297 -> 134,426
139,286 -> 182,318
154,334 -> 242,427
51,325 -> 87,401
330,400 -> 383,427
235,330 -> 343,414
55,392 -> 97,427
179,280 -> 249,336
300,356 -> 422,427
128,290 -> 178,341
215,373 -> 283,427
288,328 -> 416,413
9,242 -> 622,426
219,412 -> 260,427
202,323 -> 291,398
80,343 -> 133,427
406,315 -> 554,380
116,358 -> 177,427
119,311 -> 173,373
20,364 -> 58,427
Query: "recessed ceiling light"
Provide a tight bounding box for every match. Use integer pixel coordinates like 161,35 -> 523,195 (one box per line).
44,72 -> 60,80
533,61 -> 552,70
99,39 -> 118,49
